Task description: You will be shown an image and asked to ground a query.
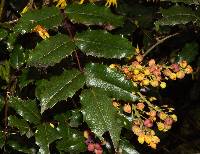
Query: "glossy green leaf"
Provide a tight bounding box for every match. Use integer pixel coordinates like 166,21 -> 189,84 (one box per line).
35,123 -> 61,154
119,139 -> 140,154
178,42 -> 199,63
13,6 -> 63,34
160,0 -> 200,5
0,61 -> 10,83
80,88 -> 122,148
27,34 -> 76,67
8,115 -> 32,137
75,30 -> 134,59
54,110 -> 83,127
9,97 -> 41,125
155,6 -> 200,29
0,28 -> 8,41
7,140 -> 36,154
56,124 -> 86,153
36,69 -> 85,113
10,46 -> 27,69
18,69 -> 34,89
85,63 -> 138,102
66,4 -> 123,27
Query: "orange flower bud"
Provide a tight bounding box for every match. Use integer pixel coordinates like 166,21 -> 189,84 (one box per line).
185,65 -> 193,74
163,69 -> 172,77
136,102 -> 145,110
123,104 -> 132,113
149,59 -> 156,66
149,110 -> 157,117
150,80 -> 159,87
136,55 -> 143,62
176,70 -> 185,79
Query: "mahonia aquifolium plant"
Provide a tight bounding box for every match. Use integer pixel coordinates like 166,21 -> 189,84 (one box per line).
24,0 -> 192,152
110,47 -> 193,149
0,0 -> 197,153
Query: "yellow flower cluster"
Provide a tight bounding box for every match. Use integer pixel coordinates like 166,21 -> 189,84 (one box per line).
54,0 -> 118,9
132,125 -> 160,149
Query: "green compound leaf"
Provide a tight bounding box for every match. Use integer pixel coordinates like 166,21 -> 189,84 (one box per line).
36,69 -> 85,113
35,123 -> 61,154
56,124 -> 86,153
80,88 -> 122,149
0,28 -> 8,41
8,115 -> 32,137
9,97 -> 41,125
155,5 -> 200,29
27,34 -> 76,67
10,45 -> 27,69
66,4 -> 123,27
13,6 -> 63,34
75,30 -> 134,59
7,140 -> 36,154
85,63 -> 138,102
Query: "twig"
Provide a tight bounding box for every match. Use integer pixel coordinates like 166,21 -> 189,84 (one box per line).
143,33 -> 179,57
61,10 -> 83,72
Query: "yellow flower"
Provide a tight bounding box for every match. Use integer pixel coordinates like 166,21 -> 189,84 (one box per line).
157,122 -> 165,131
151,136 -> 160,144
149,142 -> 157,149
170,114 -> 177,122
33,25 -> 50,40
105,0 -> 118,7
54,0 -> 67,9
138,134 -> 145,144
144,135 -> 151,144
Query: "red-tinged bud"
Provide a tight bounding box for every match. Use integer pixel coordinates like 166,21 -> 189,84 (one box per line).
88,143 -> 95,151
95,149 -> 103,154
164,117 -> 173,126
171,64 -> 180,72
144,119 -> 153,128
95,143 -> 102,150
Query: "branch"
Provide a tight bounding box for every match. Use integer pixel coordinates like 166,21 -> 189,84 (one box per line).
143,33 -> 179,57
